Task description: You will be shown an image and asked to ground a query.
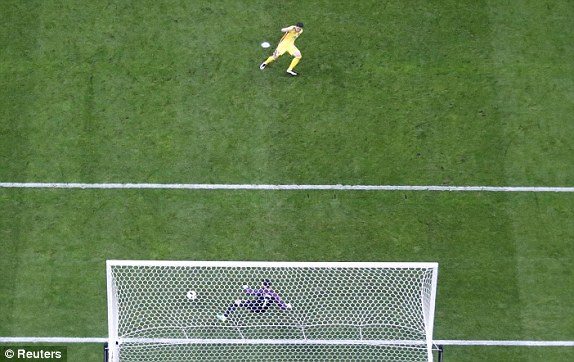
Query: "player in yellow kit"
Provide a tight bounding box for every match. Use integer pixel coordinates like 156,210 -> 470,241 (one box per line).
259,22 -> 304,76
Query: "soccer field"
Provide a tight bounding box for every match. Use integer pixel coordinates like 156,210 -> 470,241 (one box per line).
1,0 -> 573,361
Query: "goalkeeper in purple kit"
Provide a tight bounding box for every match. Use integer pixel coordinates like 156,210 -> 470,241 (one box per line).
216,279 -> 292,322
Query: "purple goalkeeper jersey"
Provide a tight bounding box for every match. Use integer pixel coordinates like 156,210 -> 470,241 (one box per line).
244,287 -> 289,310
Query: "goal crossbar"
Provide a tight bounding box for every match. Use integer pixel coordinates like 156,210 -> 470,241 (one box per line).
107,260 -> 438,269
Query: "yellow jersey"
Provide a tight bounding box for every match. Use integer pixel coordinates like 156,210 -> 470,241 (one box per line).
279,27 -> 303,45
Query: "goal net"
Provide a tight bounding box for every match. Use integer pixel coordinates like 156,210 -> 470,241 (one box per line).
106,261 -> 438,361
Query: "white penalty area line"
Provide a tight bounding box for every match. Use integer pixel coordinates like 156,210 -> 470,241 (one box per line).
0,182 -> 573,192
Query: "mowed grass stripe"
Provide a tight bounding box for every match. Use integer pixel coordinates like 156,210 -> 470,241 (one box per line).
489,0 -> 574,343
493,1 -> 574,187
0,0 -> 41,337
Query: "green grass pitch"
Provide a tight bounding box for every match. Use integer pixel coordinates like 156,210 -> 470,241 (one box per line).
1,0 -> 573,361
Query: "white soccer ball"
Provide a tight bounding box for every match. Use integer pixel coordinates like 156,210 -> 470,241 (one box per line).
186,290 -> 197,300
261,42 -> 271,48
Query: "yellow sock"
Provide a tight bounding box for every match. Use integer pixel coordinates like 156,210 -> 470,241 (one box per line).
288,57 -> 301,71
264,56 -> 275,65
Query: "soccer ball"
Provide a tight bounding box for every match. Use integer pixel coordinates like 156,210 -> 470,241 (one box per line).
261,42 -> 270,48
186,290 -> 197,300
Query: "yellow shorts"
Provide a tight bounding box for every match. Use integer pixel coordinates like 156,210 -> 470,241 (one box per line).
274,42 -> 300,57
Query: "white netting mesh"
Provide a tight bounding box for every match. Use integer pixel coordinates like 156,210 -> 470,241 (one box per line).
107,262 -> 437,362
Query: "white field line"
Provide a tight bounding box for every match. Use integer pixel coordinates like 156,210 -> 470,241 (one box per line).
435,340 -> 574,347
0,182 -> 573,192
0,337 -> 573,347
0,337 -> 107,343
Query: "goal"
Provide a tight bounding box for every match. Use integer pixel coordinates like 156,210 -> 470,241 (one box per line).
106,261 -> 438,361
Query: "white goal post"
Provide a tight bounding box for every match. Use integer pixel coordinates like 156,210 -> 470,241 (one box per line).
106,260 -> 438,361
